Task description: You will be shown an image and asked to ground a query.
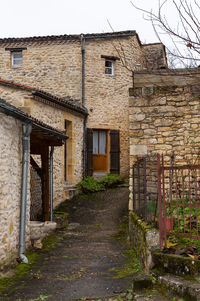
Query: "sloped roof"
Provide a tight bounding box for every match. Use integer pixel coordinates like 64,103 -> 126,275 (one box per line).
0,78 -> 87,115
0,98 -> 68,145
0,30 -> 137,44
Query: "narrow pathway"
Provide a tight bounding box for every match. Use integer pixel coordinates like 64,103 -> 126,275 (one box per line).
1,188 -> 132,301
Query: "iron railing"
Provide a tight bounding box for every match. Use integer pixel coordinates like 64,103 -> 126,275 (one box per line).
132,153 -> 200,250
132,155 -> 158,224
157,154 -> 200,249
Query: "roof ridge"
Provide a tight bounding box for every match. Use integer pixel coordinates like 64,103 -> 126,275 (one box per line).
0,30 -> 137,43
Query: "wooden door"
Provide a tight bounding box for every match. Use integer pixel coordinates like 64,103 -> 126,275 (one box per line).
93,130 -> 108,172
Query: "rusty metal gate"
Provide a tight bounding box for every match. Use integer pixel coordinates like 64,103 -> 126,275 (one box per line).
157,154 -> 200,250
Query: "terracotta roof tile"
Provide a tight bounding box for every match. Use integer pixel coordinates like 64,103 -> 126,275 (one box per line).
0,78 -> 87,115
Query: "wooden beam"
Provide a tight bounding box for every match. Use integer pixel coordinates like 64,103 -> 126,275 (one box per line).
41,146 -> 50,221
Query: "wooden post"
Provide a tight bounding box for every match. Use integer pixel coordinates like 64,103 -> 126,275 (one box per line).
41,145 -> 50,221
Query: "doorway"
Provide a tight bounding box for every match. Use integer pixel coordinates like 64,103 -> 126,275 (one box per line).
93,130 -> 108,172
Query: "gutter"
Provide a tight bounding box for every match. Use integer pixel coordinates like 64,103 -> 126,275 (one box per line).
19,123 -> 32,264
81,35 -> 88,178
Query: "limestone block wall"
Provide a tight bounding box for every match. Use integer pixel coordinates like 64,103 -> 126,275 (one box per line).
30,167 -> 42,221
0,113 -> 25,266
142,43 -> 167,70
129,69 -> 200,209
85,36 -> 145,176
31,99 -> 84,207
0,40 -> 82,99
0,86 -> 84,207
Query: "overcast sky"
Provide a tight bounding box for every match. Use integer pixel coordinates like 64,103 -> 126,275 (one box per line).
0,0 -> 165,43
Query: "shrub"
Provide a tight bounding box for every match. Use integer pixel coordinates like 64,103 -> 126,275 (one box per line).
98,173 -> 124,188
76,176 -> 105,194
76,174 -> 124,194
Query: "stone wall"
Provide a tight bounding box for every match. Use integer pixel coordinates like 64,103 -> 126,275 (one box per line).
0,33 -> 167,178
30,167 -> 42,221
0,113 -> 28,267
129,211 -> 159,272
129,69 -> 200,209
31,98 -> 84,206
0,86 -> 84,208
142,43 -> 167,70
85,35 -> 145,176
0,40 -> 82,99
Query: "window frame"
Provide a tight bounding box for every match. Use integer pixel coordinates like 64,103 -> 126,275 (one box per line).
11,51 -> 23,67
93,130 -> 107,155
105,59 -> 114,76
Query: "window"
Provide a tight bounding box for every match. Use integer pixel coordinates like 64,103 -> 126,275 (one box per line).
93,130 -> 106,154
5,47 -> 27,68
105,60 -> 114,75
11,51 -> 22,67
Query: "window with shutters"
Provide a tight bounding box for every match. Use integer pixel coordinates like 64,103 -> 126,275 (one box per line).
86,129 -> 120,176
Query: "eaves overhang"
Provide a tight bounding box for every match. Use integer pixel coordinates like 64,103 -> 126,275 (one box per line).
0,98 -> 68,146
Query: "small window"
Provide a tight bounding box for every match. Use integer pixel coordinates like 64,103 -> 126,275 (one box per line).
12,51 -> 22,67
105,60 -> 114,75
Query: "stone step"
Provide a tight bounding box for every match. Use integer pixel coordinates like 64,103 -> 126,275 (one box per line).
158,274 -> 200,301
133,293 -> 172,301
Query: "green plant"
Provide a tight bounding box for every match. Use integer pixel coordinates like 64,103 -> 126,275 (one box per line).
76,176 -> 105,193
98,173 -> 124,188
110,247 -> 142,278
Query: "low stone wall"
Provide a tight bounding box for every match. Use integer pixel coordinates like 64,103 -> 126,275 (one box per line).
129,211 -> 159,272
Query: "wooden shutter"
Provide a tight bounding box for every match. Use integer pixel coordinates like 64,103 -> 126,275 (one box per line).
110,130 -> 120,174
86,128 -> 93,176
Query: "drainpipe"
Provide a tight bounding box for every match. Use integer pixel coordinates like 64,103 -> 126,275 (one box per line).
49,146 -> 54,222
19,123 -> 32,264
81,35 -> 88,178
81,35 -> 86,107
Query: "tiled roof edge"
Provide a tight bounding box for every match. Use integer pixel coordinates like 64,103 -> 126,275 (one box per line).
0,79 -> 87,115
0,30 -> 137,43
0,98 -> 68,140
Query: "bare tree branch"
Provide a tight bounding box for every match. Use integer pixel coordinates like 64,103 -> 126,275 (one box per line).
131,0 -> 200,67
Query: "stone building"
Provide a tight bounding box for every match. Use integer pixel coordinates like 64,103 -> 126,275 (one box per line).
0,80 -> 86,267
0,31 -> 167,178
128,68 -> 200,210
0,98 -> 69,267
0,30 -> 167,267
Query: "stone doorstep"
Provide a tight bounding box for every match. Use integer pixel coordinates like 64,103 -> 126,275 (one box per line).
133,273 -> 200,300
158,274 -> 200,301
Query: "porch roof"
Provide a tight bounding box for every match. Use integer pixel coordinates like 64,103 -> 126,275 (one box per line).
0,98 -> 68,146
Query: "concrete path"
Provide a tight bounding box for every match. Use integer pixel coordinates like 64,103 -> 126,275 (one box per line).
1,188 -> 133,301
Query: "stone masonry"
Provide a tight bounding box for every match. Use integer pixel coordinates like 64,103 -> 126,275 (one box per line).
0,113 -> 24,267
0,32 -> 167,177
129,69 -> 200,209
0,85 -> 84,207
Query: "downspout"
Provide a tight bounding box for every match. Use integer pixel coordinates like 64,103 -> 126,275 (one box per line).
49,146 -> 54,221
81,35 -> 86,107
81,35 -> 88,178
19,123 -> 32,264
